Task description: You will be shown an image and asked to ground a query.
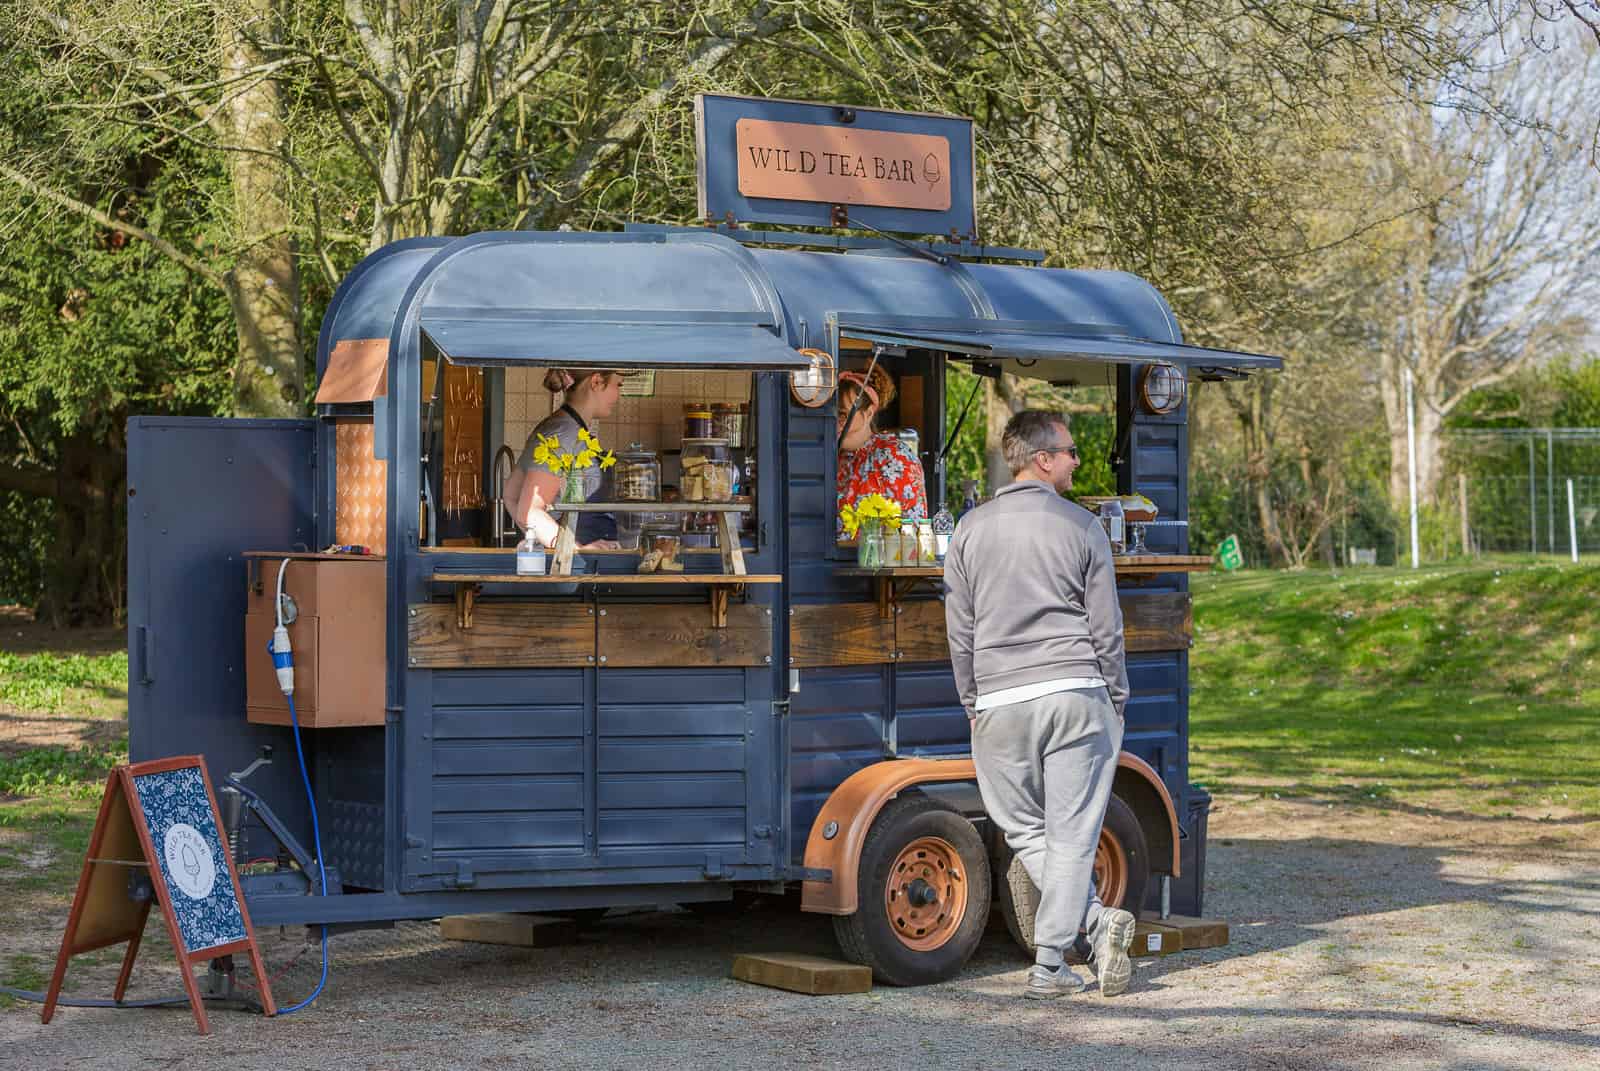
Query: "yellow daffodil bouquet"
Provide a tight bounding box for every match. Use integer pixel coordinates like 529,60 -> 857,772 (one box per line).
839,493 -> 902,539
533,427 -> 616,502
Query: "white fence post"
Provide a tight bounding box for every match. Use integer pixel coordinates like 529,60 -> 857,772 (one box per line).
1569,478 -> 1579,564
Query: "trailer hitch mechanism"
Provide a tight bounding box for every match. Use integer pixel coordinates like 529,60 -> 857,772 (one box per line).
218,745 -> 328,891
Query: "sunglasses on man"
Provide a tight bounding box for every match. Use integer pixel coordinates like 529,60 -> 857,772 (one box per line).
1036,444 -> 1079,460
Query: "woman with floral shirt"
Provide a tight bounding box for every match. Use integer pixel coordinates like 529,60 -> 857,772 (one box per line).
836,365 -> 929,539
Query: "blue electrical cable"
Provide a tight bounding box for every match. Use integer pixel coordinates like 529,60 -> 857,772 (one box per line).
272,673 -> 329,1013
276,689 -> 328,1013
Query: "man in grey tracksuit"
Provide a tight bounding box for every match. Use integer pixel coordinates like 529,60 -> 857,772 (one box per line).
943,409 -> 1136,999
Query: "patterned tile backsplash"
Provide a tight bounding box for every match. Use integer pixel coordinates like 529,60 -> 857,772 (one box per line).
502,368 -> 753,456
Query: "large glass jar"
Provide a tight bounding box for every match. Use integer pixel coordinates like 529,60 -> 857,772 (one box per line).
680,437 -> 735,503
613,443 -> 660,502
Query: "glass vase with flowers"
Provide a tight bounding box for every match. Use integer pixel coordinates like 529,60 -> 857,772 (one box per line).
840,494 -> 903,569
532,427 -> 616,505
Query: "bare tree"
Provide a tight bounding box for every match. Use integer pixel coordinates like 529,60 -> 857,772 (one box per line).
1371,36 -> 1600,506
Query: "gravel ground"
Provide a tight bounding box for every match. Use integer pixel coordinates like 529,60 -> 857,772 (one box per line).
3,794 -> 1596,1071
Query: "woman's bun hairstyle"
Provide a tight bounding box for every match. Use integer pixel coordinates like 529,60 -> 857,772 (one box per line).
865,365 -> 896,408
543,368 -> 575,393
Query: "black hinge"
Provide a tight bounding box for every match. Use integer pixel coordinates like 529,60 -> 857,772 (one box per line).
771,699 -> 791,718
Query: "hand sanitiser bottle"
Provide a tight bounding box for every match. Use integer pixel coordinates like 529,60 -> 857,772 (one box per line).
515,533 -> 547,576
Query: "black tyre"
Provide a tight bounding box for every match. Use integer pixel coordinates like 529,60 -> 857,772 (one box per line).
995,793 -> 1150,958
831,795 -> 992,986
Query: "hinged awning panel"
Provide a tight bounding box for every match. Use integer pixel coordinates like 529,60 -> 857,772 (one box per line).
833,314 -> 1282,383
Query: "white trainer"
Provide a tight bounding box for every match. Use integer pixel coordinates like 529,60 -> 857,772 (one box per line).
1089,908 -> 1136,996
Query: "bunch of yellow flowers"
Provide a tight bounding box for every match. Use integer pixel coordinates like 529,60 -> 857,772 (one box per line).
532,427 -> 616,476
839,493 -> 902,539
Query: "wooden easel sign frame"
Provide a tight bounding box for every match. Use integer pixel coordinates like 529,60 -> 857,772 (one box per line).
41,756 -> 276,1035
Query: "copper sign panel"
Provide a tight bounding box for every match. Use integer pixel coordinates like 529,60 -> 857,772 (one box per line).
735,119 -> 952,211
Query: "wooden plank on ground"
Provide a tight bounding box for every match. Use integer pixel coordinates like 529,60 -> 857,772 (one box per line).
1162,915 -> 1229,949
789,602 -> 895,667
1120,592 -> 1193,652
730,952 -> 872,995
598,602 -> 771,667
408,602 -> 594,668
440,913 -> 579,948
1130,919 -> 1185,958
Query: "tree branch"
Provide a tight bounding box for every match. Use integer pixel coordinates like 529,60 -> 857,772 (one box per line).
0,162 -> 228,290
0,459 -> 56,500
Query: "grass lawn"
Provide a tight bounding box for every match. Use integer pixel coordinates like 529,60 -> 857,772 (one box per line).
1190,557 -> 1600,818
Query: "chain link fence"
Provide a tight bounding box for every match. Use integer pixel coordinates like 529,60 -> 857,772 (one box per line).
1448,429 -> 1600,558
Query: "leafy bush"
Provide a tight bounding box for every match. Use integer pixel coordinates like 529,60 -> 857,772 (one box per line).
0,745 -> 125,800
0,651 -> 128,713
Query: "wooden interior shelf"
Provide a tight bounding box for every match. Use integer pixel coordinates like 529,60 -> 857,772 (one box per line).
429,572 -> 781,629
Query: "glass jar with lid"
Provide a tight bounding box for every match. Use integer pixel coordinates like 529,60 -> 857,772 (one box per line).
710,402 -> 747,448
682,403 -> 714,440
680,437 -> 735,502
613,443 -> 660,502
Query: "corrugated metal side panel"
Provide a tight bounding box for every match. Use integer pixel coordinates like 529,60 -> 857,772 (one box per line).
430,668 -> 586,856
892,660 -> 969,758
787,665 -> 888,863
1123,652 -> 1187,803
596,668 -> 748,850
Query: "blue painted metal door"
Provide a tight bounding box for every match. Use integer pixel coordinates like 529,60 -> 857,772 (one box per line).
127,417 -> 317,859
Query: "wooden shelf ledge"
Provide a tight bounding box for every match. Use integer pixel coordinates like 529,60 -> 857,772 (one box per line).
429,573 -> 782,630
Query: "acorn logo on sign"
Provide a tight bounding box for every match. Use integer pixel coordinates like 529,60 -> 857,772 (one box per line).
163,823 -> 217,899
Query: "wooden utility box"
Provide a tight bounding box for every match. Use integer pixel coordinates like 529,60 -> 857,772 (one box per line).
245,556 -> 386,727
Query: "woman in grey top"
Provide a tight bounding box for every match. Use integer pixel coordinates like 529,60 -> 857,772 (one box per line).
508,368 -> 624,549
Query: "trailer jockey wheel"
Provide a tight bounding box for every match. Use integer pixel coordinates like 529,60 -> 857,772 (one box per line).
832,795 -> 991,986
994,793 -> 1150,960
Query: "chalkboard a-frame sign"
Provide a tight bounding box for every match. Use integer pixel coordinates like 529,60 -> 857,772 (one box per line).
40,756 -> 275,1035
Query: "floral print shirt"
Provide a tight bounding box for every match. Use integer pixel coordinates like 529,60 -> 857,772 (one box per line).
837,432 -> 929,538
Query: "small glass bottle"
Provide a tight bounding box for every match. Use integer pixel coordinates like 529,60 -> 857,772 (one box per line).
515,532 -> 547,575
1099,499 -> 1126,555
932,507 -> 955,560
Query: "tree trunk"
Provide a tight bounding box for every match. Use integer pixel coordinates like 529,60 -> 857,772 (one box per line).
1386,379 -> 1445,509
983,375 -> 1024,496
36,426 -> 126,627
220,0 -> 302,417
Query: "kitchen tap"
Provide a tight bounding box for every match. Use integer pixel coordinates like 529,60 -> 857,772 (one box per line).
491,444 -> 517,546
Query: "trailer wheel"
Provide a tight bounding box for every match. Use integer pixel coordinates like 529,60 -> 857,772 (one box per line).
831,795 -> 991,986
995,793 -> 1150,958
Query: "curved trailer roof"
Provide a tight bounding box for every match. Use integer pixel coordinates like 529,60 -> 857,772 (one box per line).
317,230 -> 1283,386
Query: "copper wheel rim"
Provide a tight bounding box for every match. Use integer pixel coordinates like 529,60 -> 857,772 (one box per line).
1094,830 -> 1129,909
883,835 -> 969,952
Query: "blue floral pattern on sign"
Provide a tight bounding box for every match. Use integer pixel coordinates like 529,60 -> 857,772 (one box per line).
133,765 -> 246,954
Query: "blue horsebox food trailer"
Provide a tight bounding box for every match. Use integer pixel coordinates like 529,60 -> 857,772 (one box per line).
125,94 -> 1281,988
126,226 -> 1281,986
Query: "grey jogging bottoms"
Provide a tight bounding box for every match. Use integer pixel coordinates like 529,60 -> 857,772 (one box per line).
969,686 -> 1123,968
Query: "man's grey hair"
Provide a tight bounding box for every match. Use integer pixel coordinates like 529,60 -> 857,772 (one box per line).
1002,409 -> 1070,475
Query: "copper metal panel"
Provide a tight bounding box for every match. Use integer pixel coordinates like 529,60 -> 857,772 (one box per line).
335,420 -> 387,554
735,119 -> 952,210
598,602 -> 771,668
407,602 -> 595,668
789,602 -> 894,667
314,338 -> 389,403
244,560 -> 386,727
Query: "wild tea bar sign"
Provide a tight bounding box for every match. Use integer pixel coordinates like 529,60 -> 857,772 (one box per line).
735,119 -> 952,212
696,94 -> 977,238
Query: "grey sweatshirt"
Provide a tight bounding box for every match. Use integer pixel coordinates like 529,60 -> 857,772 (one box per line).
943,480 -> 1129,716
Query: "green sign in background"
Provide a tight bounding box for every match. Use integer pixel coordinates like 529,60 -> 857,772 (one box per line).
1217,534 -> 1243,571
